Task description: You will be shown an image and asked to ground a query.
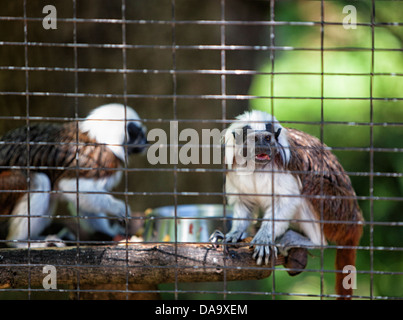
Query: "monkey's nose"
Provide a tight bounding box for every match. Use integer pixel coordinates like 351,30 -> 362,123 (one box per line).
254,133 -> 272,146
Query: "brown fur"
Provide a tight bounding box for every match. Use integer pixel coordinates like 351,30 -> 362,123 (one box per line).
0,122 -> 121,216
287,128 -> 363,299
0,170 -> 28,215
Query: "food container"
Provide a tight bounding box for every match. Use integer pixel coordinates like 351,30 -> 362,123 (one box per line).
143,204 -> 233,243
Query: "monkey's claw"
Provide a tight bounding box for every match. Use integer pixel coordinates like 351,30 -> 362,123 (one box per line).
209,229 -> 245,251
251,243 -> 277,265
209,229 -> 225,244
225,230 -> 245,243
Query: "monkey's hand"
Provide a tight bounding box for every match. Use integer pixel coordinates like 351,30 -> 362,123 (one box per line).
225,230 -> 246,243
210,228 -> 277,265
209,229 -> 246,245
209,229 -> 225,244
250,228 -> 277,266
107,198 -> 131,219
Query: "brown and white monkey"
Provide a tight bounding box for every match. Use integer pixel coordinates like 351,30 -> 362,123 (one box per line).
0,103 -> 147,247
211,110 -> 363,299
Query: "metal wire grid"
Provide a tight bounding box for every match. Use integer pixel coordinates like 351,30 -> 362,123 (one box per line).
0,0 -> 402,300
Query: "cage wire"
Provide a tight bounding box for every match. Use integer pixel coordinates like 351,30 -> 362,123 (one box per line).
0,0 -> 402,300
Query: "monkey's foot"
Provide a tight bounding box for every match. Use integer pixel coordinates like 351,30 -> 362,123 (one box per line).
42,235 -> 66,247
276,230 -> 313,276
23,235 -> 66,248
275,230 -> 315,256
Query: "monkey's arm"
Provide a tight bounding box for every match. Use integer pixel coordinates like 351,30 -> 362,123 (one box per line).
58,177 -> 130,219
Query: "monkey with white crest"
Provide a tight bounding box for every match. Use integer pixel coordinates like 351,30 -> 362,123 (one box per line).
0,103 -> 147,247
211,110 -> 363,300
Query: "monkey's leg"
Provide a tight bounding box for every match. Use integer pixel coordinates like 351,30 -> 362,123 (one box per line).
6,173 -> 58,248
0,170 -> 27,216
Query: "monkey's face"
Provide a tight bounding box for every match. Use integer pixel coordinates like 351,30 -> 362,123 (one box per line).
80,104 -> 148,162
126,122 -> 148,155
252,130 -> 278,164
224,111 -> 290,171
239,126 -> 282,167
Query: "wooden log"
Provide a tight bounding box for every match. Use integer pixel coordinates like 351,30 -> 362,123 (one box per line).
0,243 -> 286,289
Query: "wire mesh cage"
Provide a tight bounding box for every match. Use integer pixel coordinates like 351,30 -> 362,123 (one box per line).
0,0 -> 402,301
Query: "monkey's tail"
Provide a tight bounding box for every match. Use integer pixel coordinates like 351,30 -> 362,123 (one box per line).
334,225 -> 362,300
335,246 -> 357,300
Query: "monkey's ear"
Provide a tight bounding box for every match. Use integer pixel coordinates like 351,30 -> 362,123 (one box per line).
275,128 -> 282,141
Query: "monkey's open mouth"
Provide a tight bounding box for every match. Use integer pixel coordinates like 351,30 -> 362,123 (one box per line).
255,153 -> 271,161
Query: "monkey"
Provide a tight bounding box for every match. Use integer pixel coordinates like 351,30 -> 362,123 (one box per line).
210,110 -> 363,299
0,103 -> 147,247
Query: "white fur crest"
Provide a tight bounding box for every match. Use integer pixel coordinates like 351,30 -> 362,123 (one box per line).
224,110 -> 291,169
79,103 -> 142,162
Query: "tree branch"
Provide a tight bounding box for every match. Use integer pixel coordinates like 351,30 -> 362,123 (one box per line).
0,229 -> 312,290
0,243 -> 287,289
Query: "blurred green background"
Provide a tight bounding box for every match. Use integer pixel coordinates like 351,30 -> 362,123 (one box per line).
0,0 -> 401,299
248,0 -> 403,300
